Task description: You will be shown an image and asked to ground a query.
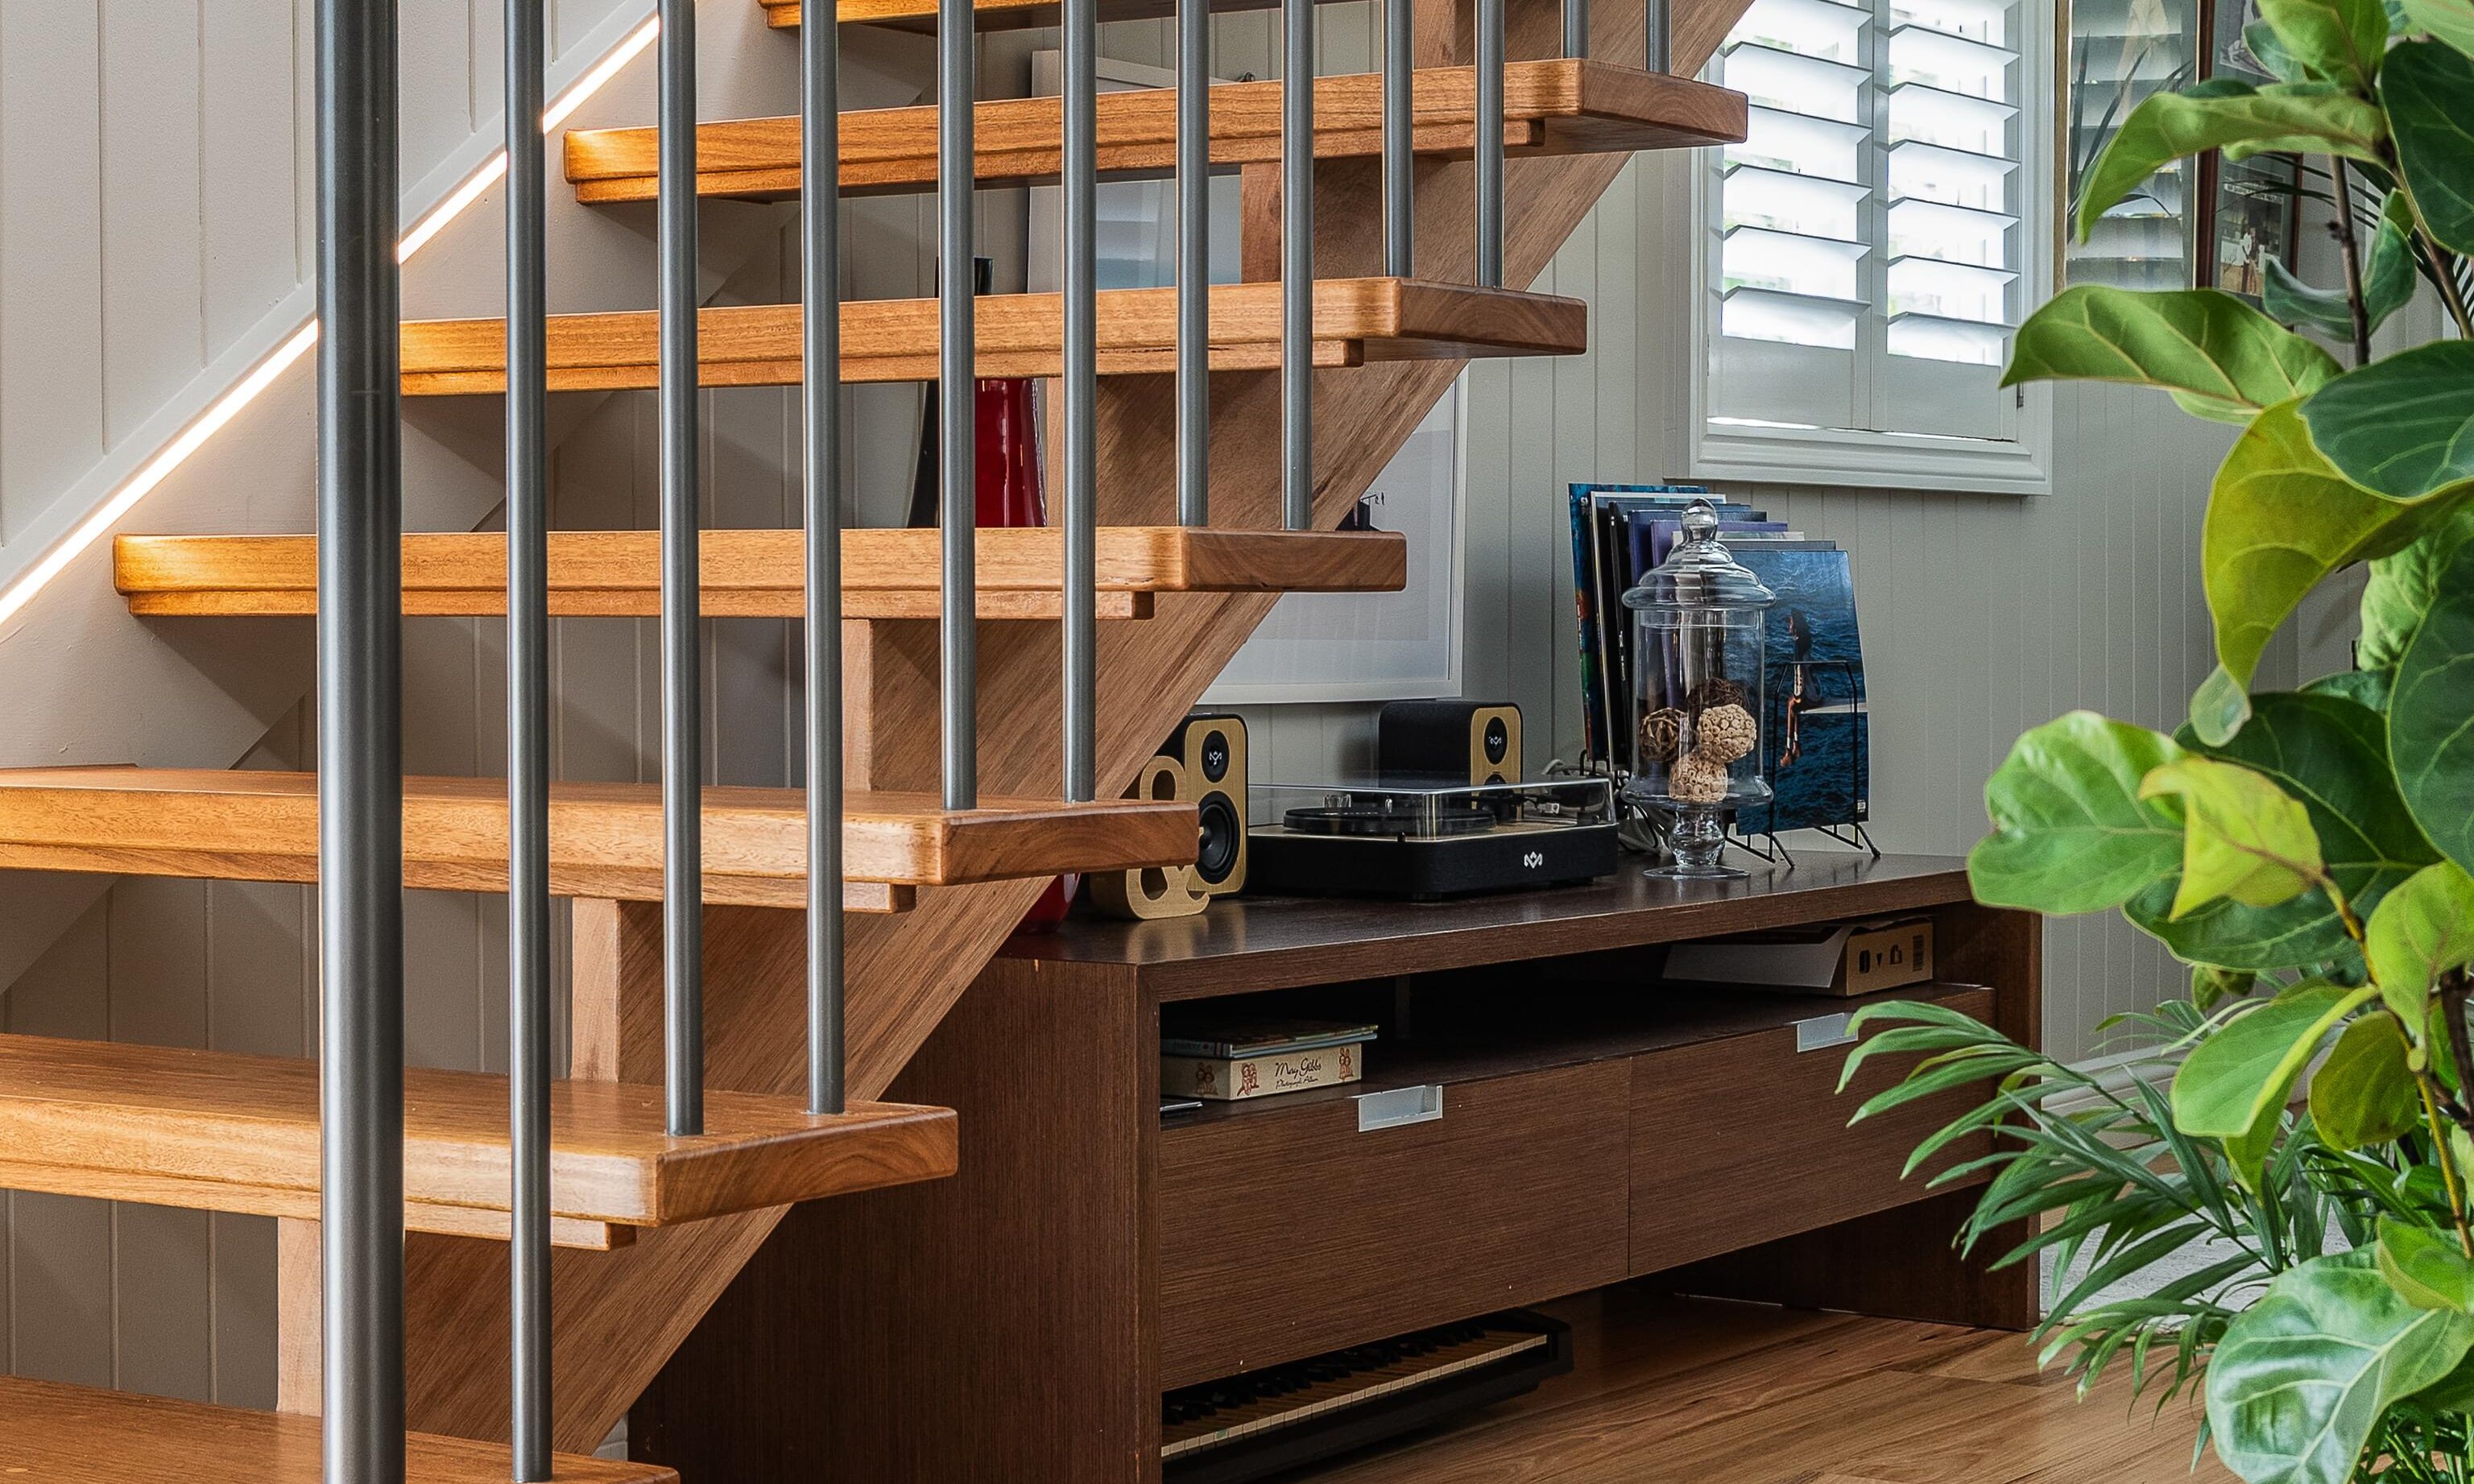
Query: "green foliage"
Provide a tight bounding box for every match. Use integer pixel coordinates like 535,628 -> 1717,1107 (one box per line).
2258,0 -> 2390,86
2265,199 -> 2416,336
2201,400 -> 2439,709
2400,0 -> 2474,57
1967,712 -> 2188,915
2360,500 -> 2474,672
2311,1015 -> 2421,1148
2134,694 -> 2435,973
2383,40 -> 2474,254
2004,287 -> 2343,424
2209,1250 -> 2474,1484
2139,758 -> 2327,919
2378,1218 -> 2474,1310
2391,540 -> 2474,876
2301,342 -> 2474,501
2071,85 -> 2388,240
2367,863 -> 2474,1020
2174,984 -> 2370,1176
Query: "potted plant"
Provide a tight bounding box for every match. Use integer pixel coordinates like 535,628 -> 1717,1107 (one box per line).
1841,2 -> 2474,1478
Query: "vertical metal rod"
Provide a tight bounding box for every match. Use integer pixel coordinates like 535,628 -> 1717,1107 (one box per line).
315,0 -> 405,1475
659,0 -> 705,1135
1564,0 -> 1587,59
1645,0 -> 1670,71
1382,0 -> 1412,277
1173,0 -> 1210,525
938,0 -> 978,808
1475,0 -> 1504,287
1063,0 -> 1098,799
503,0 -> 552,1474
804,0 -> 847,1117
1280,0 -> 1313,531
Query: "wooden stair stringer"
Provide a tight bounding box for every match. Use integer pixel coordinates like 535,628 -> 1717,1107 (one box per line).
395,0 -> 1751,1450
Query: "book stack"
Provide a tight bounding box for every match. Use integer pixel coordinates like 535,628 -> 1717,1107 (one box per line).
1160,1016 -> 1378,1102
1568,483 -> 1869,839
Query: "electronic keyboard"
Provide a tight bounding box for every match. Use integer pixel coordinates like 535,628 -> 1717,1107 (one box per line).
1160,1311 -> 1573,1482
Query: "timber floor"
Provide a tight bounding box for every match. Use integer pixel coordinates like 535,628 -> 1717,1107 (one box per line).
1285,1285 -> 2233,1483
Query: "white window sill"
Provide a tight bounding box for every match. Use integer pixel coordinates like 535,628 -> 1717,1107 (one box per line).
1690,415 -> 2053,497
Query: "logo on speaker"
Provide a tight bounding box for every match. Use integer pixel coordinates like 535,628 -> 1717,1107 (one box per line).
1522,850 -> 1545,870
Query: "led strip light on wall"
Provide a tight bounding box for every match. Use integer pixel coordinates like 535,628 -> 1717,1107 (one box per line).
0,15 -> 663,630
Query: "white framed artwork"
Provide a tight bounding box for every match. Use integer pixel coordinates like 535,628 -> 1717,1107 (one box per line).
1203,379 -> 1468,705
1026,52 -> 1243,291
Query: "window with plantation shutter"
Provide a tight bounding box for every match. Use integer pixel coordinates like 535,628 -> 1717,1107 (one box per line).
1683,0 -> 2055,494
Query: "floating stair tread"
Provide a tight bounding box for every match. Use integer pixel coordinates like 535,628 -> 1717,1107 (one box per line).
0,1375 -> 674,1482
765,0 -> 1316,26
114,527 -> 1408,618
0,1034 -> 955,1235
0,768 -> 1196,907
565,60 -> 1746,202
399,279 -> 1587,395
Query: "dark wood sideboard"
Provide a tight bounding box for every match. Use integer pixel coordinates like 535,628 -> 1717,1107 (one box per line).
631,853 -> 2041,1481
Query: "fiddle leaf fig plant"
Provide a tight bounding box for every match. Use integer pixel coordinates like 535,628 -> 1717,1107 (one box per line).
1838,3 -> 2474,1478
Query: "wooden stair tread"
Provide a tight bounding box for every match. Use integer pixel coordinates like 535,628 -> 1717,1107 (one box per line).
0,1033 -> 955,1243
399,279 -> 1587,395
565,60 -> 1745,202
0,1375 -> 673,1482
765,0 -> 1304,27
0,767 -> 1196,909
113,527 -> 1407,618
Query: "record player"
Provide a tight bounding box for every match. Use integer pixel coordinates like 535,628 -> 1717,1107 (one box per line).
1245,775 -> 1619,900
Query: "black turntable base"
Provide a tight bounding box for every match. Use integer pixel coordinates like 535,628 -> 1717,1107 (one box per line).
1248,808 -> 1618,900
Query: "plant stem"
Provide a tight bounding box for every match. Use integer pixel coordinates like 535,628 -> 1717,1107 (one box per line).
2421,1074 -> 2474,1257
2443,970 -> 2474,1107
2422,227 -> 2474,337
2330,160 -> 2373,366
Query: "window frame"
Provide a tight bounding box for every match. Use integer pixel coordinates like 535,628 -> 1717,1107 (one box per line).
1681,0 -> 2058,496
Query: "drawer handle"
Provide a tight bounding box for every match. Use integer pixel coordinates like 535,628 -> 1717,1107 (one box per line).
1355,1084 -> 1445,1131
1794,1013 -> 1856,1053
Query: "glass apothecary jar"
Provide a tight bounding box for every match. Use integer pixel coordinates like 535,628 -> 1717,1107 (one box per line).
1620,501 -> 1775,878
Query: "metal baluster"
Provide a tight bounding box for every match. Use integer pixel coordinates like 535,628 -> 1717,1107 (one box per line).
659,0 -> 705,1135
1174,0 -> 1210,525
503,0 -> 552,1474
1383,0 -> 1411,276
1566,0 -> 1587,58
1063,0 -> 1098,798
315,0 -> 406,1474
1646,0 -> 1670,71
1476,0 -> 1504,287
938,0 -> 978,808
805,0 -> 847,1115
1281,0 -> 1313,531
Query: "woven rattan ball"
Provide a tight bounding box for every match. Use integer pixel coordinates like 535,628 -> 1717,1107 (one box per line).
1670,753 -> 1731,804
1692,702 -> 1757,765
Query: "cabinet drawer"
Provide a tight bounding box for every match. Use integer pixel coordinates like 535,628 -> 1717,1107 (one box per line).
1628,985 -> 1996,1275
1157,1059 -> 1629,1389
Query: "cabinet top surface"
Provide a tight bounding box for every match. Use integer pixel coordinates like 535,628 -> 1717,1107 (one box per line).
1000,851 -> 1975,994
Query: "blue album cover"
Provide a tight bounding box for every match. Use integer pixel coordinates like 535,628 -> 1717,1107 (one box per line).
1731,547 -> 1868,837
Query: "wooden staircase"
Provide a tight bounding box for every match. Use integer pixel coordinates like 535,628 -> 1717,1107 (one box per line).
0,0 -> 1751,1465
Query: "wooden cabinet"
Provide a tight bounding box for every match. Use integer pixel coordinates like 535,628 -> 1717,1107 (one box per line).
1628,986 -> 1996,1273
1158,1060 -> 1631,1387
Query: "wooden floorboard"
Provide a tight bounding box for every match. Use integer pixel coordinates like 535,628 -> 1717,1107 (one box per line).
1285,1290 -> 2232,1483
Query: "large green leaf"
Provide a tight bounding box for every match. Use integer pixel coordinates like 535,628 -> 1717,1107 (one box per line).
2379,1218 -> 2474,1311
2202,401 -> 2435,710
2209,1250 -> 2474,1484
2133,693 -> 2438,970
2393,539 -> 2474,877
2301,667 -> 2394,714
2141,756 -> 2327,917
2303,342 -> 2474,502
1967,712 -> 2187,916
2260,0 -> 2389,85
2005,288 -> 2342,424
2075,84 -> 2388,242
2174,982 -> 2368,1139
2401,0 -> 2474,56
2361,501 -> 2474,671
2367,862 -> 2474,1021
2311,1015 -> 2422,1148
2263,199 -> 2417,337
2385,39 -> 2474,255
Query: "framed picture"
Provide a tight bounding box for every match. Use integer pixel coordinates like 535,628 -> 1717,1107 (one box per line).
2193,0 -> 2302,302
1202,381 -> 1469,705
1026,52 -> 1243,291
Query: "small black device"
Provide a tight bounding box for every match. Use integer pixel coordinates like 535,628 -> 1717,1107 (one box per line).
1246,775 -> 1617,901
1377,699 -> 1523,784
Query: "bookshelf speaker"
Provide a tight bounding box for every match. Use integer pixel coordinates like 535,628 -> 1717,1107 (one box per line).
1377,700 -> 1522,784
1086,714 -> 1248,918
1169,712 -> 1248,895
